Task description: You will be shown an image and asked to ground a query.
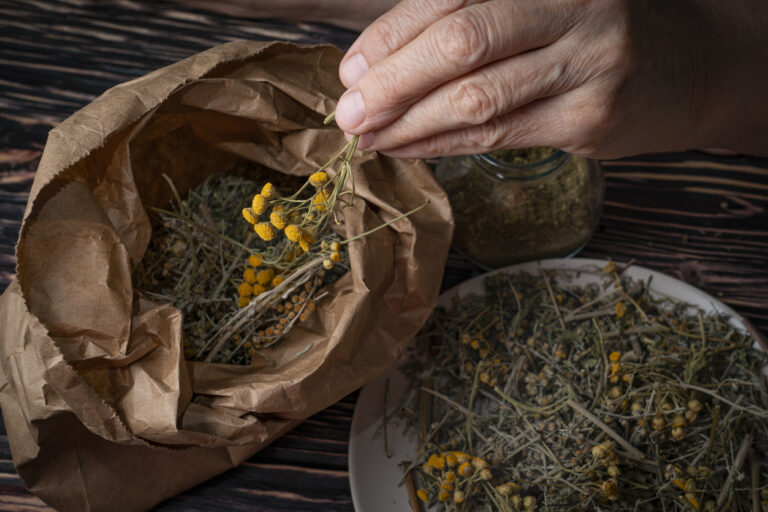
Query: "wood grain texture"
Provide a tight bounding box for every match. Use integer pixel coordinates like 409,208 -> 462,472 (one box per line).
1,0 -> 767,511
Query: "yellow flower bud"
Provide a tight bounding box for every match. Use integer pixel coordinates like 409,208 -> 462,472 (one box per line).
251,194 -> 267,215
312,190 -> 330,212
270,210 -> 286,230
427,454 -> 446,470
256,268 -> 274,286
248,254 -> 263,267
252,284 -> 267,296
438,491 -> 451,502
453,490 -> 465,503
243,268 -> 257,284
237,282 -> 253,297
242,207 -> 258,224
308,171 -> 329,187
237,296 -> 250,308
299,235 -> 313,253
329,241 -> 340,252
330,251 -> 341,262
323,258 -> 333,270
285,224 -> 302,242
260,182 -> 275,199
416,489 -> 428,502
458,462 -> 472,476
254,222 -> 276,241
523,495 -> 537,510
615,301 -> 626,318
609,351 -> 621,362
272,276 -> 284,287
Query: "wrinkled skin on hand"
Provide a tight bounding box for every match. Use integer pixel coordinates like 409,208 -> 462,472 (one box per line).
335,0 -> 768,159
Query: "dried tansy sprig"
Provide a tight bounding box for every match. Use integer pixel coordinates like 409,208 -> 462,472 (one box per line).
398,264 -> 768,511
136,120 -> 428,365
134,171 -> 340,365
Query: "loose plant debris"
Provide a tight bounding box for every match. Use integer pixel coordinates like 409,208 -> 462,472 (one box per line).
398,263 -> 768,511
135,124 -> 428,365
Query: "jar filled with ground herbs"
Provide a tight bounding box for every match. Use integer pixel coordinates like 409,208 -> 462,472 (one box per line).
436,148 -> 604,267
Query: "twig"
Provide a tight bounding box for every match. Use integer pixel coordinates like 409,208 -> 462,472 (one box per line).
541,270 -> 566,329
418,377 -> 433,446
566,398 -> 647,461
405,470 -> 423,512
716,433 -> 752,511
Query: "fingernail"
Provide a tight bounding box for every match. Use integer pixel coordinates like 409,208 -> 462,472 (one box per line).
339,53 -> 369,86
344,132 -> 353,142
336,91 -> 366,130
356,132 -> 374,150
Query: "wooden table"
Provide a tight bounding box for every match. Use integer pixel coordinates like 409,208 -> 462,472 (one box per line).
1,1 -> 767,510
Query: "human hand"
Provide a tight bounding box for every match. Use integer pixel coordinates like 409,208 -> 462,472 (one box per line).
335,0 -> 768,159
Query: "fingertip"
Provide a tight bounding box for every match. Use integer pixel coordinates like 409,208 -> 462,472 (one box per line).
335,90 -> 367,131
339,52 -> 369,88
356,132 -> 374,150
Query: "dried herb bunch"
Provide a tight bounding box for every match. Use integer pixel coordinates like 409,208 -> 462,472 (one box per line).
136,122 -> 428,365
401,264 -> 768,511
134,170 -> 347,365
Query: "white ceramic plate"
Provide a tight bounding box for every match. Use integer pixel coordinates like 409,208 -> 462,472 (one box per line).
348,258 -> 765,512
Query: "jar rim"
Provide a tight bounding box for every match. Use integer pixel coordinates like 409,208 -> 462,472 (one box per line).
472,149 -> 569,181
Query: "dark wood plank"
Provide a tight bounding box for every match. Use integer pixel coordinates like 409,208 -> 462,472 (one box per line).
1,1 -> 767,511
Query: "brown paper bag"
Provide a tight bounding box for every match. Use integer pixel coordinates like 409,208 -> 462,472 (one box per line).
0,41 -> 453,511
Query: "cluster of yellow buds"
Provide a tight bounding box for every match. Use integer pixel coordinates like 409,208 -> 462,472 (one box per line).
417,452 -> 498,505
606,350 -> 633,390
460,333 -> 513,387
669,398 -> 703,441
592,440 -> 622,490
242,180 -> 326,254
236,254 -> 286,308
416,451 -> 536,509
235,167 -> 348,308
320,240 -> 342,270
523,367 -> 552,398
667,465 -> 701,510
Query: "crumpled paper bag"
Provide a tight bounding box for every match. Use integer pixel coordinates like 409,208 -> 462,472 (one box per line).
0,40 -> 453,511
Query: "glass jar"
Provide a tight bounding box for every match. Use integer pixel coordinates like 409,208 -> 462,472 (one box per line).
436,148 -> 604,268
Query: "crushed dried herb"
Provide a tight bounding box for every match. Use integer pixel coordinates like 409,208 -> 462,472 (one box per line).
398,264 -> 768,511
437,149 -> 602,268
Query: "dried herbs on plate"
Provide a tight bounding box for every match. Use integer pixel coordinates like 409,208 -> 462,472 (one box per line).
398,264 -> 768,511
